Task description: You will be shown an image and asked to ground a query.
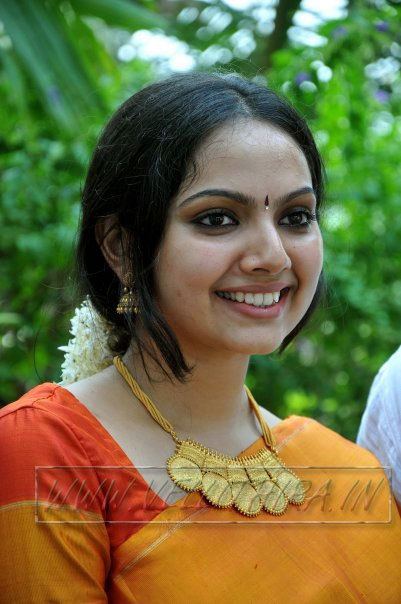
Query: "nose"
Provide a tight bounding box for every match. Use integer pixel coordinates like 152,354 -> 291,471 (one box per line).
239,220 -> 292,275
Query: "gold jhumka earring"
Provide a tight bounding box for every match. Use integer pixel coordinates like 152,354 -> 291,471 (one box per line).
116,271 -> 139,315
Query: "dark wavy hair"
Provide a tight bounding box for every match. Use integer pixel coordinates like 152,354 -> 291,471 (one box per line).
74,71 -> 326,384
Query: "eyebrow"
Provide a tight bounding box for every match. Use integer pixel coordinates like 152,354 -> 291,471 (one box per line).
178,186 -> 316,209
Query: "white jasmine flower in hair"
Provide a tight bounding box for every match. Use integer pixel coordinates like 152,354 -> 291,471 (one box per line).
58,296 -> 114,385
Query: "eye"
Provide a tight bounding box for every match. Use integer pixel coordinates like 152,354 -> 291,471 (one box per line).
193,209 -> 238,229
280,209 -> 317,228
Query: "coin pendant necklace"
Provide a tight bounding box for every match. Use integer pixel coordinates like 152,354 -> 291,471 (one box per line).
113,355 -> 305,517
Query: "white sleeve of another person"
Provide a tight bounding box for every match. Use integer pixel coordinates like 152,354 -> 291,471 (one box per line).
356,345 -> 401,504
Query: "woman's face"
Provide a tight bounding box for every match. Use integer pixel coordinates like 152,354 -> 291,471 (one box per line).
153,119 -> 323,357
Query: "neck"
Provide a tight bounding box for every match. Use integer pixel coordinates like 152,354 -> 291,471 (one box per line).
120,338 -> 259,446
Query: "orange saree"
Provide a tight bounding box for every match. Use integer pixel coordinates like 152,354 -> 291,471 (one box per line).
1,383 -> 400,603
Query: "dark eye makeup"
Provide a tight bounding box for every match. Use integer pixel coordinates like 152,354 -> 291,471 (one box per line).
192,207 -> 317,230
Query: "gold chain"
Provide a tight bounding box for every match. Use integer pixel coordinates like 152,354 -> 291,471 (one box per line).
113,354 -> 181,443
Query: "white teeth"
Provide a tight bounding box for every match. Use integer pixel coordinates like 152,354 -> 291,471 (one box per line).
216,290 -> 283,307
253,293 -> 264,306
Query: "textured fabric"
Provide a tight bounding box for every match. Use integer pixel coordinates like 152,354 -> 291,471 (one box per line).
357,344 -> 401,504
1,383 -> 401,603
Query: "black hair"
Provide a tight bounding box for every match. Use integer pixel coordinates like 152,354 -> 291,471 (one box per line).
74,71 -> 326,384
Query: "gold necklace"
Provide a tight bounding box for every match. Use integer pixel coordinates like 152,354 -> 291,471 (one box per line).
113,355 -> 305,517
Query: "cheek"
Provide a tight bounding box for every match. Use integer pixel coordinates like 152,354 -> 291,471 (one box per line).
291,232 -> 323,287
155,232 -> 225,302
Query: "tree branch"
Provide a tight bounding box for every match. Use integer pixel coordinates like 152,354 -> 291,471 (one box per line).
259,0 -> 303,70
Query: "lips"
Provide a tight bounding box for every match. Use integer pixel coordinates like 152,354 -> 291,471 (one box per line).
214,286 -> 290,318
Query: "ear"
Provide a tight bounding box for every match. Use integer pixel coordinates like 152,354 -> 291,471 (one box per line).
95,216 -> 129,283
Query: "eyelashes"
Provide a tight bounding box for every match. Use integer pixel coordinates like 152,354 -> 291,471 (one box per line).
193,209 -> 238,229
192,208 -> 317,230
280,210 -> 317,228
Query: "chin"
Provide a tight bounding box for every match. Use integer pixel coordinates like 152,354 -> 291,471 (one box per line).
250,343 -> 281,355
223,338 -> 282,356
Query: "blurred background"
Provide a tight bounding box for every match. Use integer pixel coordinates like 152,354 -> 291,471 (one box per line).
1,0 -> 400,439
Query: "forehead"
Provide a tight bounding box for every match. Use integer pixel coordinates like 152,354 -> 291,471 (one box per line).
179,119 -> 312,200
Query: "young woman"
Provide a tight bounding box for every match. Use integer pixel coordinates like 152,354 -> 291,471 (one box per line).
1,72 -> 400,602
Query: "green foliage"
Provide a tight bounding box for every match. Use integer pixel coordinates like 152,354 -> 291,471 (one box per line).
1,0 -> 400,441
0,2 -> 155,401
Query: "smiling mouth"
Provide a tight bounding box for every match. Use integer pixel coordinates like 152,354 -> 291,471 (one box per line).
215,287 -> 290,308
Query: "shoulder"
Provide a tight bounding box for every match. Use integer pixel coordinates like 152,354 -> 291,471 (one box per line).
366,345 -> 401,416
1,381 -> 94,450
0,382 -> 78,439
0,382 -> 106,509
280,414 -> 379,466
357,345 -> 401,448
1,382 -> 61,414
356,346 -> 401,500
260,410 -> 375,472
371,344 -> 401,395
